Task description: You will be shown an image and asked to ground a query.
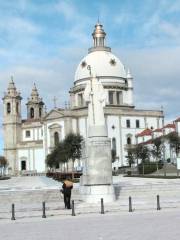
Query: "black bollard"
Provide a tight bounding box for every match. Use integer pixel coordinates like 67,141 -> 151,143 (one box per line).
72,200 -> 75,216
101,198 -> 104,214
11,203 -> 16,220
157,195 -> 161,210
129,196 -> 133,212
42,201 -> 46,218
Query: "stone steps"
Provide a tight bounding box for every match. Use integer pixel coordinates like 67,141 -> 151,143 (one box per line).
0,188 -> 81,204
1,180 -> 180,220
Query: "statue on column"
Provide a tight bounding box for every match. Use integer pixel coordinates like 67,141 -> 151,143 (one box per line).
80,67 -> 114,203
84,65 -> 107,136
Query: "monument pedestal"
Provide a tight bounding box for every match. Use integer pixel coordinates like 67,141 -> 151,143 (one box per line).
80,129 -> 115,203
80,184 -> 115,203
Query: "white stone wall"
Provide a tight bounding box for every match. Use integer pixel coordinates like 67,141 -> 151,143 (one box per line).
176,122 -> 180,136
46,120 -> 65,153
17,148 -> 45,172
78,117 -> 87,138
72,118 -> 78,133
22,127 -> 43,142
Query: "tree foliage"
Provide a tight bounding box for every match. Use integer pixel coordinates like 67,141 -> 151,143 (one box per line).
126,144 -> 150,168
166,132 -> 180,155
0,156 -> 8,176
46,133 -> 83,172
125,148 -> 135,167
151,137 -> 163,161
64,133 -> 83,163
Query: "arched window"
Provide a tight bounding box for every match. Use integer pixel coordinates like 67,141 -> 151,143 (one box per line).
30,108 -> 34,118
127,137 -> 132,145
54,132 -> 59,146
16,102 -> 19,114
7,102 -> 11,114
112,137 -> 117,154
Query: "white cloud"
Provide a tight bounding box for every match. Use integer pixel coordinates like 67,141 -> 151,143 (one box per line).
55,1 -> 77,20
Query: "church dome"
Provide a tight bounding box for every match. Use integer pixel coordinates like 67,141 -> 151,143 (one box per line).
74,23 -> 127,85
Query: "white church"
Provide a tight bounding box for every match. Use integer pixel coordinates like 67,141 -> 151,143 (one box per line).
2,23 -> 164,175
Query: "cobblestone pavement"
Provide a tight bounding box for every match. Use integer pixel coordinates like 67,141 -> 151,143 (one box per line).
0,210 -> 180,240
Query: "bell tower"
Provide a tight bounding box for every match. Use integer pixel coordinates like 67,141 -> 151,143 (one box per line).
2,77 -> 22,174
26,84 -> 44,120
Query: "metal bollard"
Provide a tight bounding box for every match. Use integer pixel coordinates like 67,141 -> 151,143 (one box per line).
72,200 -> 75,216
11,203 -> 16,220
42,201 -> 46,218
157,195 -> 161,210
101,198 -> 104,214
129,196 -> 133,212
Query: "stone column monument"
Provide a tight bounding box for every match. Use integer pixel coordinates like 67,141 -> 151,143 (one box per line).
80,65 -> 115,203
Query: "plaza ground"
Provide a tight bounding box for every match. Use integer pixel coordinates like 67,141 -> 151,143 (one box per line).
1,175 -> 180,239
0,210 -> 180,240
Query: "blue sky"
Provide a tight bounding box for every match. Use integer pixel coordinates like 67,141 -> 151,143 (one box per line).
0,0 -> 180,154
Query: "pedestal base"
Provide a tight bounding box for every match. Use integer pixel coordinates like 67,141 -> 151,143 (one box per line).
80,184 -> 115,203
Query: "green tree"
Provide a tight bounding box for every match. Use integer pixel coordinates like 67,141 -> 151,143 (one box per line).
166,132 -> 180,157
46,133 -> 83,177
0,156 -> 8,176
64,133 -> 83,177
151,137 -> 163,161
126,148 -> 135,167
128,144 -> 150,165
46,141 -> 69,171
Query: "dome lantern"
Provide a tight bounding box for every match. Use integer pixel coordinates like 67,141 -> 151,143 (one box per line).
88,22 -> 111,53
92,22 -> 106,48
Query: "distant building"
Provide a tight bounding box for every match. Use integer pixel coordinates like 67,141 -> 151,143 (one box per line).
2,23 -> 164,175
136,118 -> 180,163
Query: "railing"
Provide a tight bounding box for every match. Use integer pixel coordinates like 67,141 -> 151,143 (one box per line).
46,172 -> 82,181
3,195 -> 163,221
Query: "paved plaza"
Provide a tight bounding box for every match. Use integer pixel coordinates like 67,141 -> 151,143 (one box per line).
0,210 -> 180,240
0,176 -> 61,191
1,176 -> 180,220
0,176 -> 180,239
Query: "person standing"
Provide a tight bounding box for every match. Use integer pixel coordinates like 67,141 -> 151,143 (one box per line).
61,178 -> 73,209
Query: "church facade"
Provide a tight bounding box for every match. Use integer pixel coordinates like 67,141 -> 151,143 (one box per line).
2,23 -> 164,175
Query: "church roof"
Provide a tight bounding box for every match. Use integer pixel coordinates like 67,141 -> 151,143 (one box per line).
136,128 -> 152,137
163,123 -> 175,129
74,23 -> 128,85
153,128 -> 163,133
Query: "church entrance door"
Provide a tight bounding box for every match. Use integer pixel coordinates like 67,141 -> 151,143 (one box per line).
21,161 -> 26,171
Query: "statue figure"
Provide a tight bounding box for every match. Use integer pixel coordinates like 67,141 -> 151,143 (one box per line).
84,65 -> 106,127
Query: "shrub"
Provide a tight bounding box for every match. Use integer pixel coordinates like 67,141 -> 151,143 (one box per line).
127,171 -> 132,176
138,161 -> 163,174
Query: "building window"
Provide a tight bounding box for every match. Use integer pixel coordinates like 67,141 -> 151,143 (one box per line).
26,130 -> 31,138
16,102 -> 19,114
136,120 -> 140,128
7,102 -> 11,114
112,137 -> 117,155
127,137 -> 132,145
54,132 -> 59,146
39,108 -> 42,117
78,93 -> 83,106
21,161 -> 26,171
116,91 -> 122,105
109,91 -> 114,104
30,108 -> 34,118
126,119 -> 130,128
